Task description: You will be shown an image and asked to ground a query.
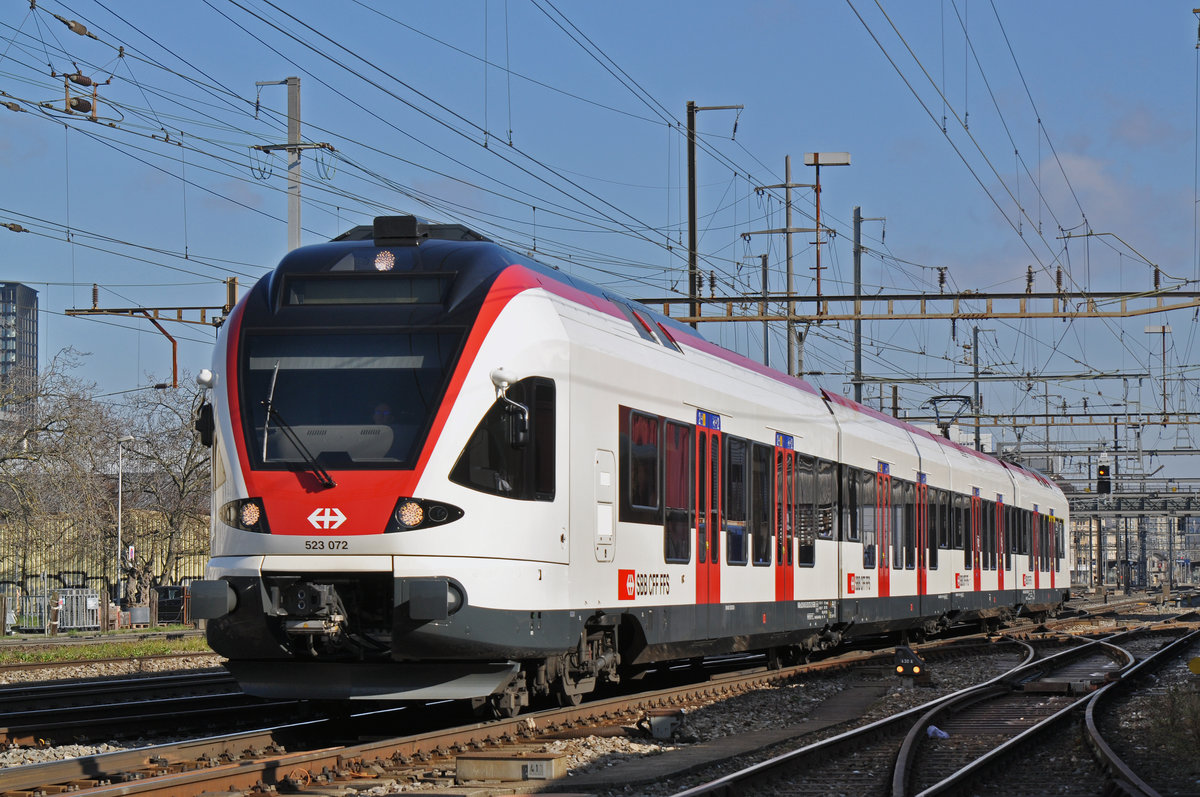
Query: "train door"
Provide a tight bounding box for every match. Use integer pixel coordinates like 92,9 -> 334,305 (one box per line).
1048,514 -> 1057,590
916,475 -> 928,596
695,411 -> 722,629
877,463 -> 891,598
1032,508 -> 1041,590
774,437 -> 795,602
995,498 -> 1004,591
971,488 -> 982,592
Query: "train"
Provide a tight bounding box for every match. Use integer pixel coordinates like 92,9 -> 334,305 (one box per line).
189,215 -> 1070,716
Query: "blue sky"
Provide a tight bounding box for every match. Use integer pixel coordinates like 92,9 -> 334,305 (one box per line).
2,1 -> 1199,474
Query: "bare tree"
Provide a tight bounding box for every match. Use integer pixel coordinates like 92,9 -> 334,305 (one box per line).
0,349 -> 119,595
117,375 -> 211,603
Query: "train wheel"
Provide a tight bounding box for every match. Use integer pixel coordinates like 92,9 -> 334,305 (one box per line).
555,674 -> 591,707
556,688 -> 583,707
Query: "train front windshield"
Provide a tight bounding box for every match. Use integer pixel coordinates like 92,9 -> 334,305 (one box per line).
241,331 -> 462,469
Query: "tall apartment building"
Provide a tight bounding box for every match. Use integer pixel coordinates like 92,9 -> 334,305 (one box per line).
0,283 -> 38,400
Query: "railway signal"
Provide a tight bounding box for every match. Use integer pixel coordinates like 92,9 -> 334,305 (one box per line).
895,645 -> 927,685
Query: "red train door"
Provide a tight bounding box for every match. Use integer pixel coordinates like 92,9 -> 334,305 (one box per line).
774,437 -> 795,601
916,475 -> 928,596
971,488 -> 982,592
877,463 -> 891,598
1032,508 -> 1041,590
695,411 -> 722,616
1049,515 -> 1056,590
995,498 -> 1004,591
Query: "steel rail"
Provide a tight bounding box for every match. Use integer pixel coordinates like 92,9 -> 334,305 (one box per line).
1084,627 -> 1200,797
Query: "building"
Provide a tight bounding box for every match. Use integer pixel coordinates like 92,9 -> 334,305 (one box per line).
0,283 -> 37,402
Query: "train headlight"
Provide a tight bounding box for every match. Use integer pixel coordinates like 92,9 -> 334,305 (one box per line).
385,496 -> 464,532
240,502 -> 261,527
220,498 -> 270,534
396,500 -> 424,528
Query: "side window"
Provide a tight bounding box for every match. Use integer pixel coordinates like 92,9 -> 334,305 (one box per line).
664,421 -> 692,564
725,437 -> 748,565
629,411 -> 660,511
902,480 -> 916,569
796,455 -> 816,566
860,470 -> 876,569
816,459 -> 836,540
843,466 -> 860,542
750,443 -> 772,566
960,494 -> 972,567
449,377 -> 555,501
617,407 -> 661,524
892,478 -> 904,570
928,487 -> 941,570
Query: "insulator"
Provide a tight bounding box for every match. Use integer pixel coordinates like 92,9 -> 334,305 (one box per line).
1,102 -> 21,113
1056,267 -> 1062,293
92,284 -> 99,309
1155,267 -> 1160,290
68,96 -> 92,114
66,72 -> 93,87
1026,265 -> 1034,294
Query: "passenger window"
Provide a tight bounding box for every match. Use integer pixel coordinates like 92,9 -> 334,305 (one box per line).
796,455 -> 816,566
664,421 -> 692,563
725,437 -> 748,565
860,470 -> 876,569
449,377 -> 555,501
750,443 -> 772,566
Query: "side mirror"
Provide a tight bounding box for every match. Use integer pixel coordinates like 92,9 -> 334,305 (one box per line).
195,402 -> 214,448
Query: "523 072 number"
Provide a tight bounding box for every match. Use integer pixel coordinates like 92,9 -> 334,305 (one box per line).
304,540 -> 348,551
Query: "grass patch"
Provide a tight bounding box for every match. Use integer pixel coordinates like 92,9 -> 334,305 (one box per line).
0,634 -> 213,664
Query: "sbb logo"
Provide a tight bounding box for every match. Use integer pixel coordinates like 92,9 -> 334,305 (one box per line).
619,569 -> 636,600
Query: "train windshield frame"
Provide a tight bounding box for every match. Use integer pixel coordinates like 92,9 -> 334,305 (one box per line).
240,329 -> 463,470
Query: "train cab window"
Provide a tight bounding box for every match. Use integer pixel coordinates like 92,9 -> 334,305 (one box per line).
750,443 -> 772,566
816,459 -> 836,540
859,470 -> 876,569
725,437 -> 748,566
796,455 -> 816,567
449,377 -> 555,501
663,421 -> 692,564
242,331 -> 462,469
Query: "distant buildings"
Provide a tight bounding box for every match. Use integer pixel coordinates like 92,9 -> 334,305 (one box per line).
0,283 -> 37,406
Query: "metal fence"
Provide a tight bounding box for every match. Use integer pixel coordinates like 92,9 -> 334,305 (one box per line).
12,588 -> 101,632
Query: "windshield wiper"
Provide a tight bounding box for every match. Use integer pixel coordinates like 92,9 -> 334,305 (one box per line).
261,362 -> 336,489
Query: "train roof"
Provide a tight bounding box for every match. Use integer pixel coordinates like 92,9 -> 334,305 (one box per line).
268,216 -> 1062,500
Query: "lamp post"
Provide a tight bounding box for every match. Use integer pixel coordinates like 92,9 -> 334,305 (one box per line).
116,435 -> 134,602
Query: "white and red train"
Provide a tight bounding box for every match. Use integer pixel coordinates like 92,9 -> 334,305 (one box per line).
190,215 -> 1070,714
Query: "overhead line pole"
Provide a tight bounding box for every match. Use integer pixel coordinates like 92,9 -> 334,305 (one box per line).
686,101 -> 742,330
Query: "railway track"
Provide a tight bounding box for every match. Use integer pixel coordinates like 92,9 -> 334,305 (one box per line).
4,637 -> 1011,796
2,604 -> 1191,796
667,622 -> 1199,797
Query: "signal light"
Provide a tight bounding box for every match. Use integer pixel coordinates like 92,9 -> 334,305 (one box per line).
1097,464 -> 1111,495
895,645 -> 926,681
